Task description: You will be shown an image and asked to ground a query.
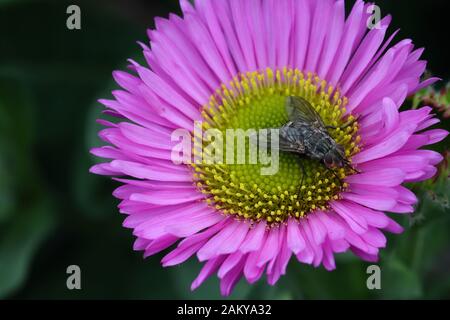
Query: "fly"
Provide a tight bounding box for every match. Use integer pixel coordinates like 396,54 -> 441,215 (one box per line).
260,96 -> 359,190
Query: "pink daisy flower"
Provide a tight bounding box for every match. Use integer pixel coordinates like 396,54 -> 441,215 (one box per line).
90,0 -> 448,296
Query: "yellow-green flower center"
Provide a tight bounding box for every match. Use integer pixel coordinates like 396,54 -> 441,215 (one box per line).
192,68 -> 360,225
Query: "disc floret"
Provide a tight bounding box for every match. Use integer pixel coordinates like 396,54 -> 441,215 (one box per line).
192,68 -> 360,225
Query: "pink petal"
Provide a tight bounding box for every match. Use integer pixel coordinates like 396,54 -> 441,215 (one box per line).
218,251 -> 245,279
287,219 -> 306,254
239,221 -> 267,253
346,168 -> 405,187
342,193 -> 396,211
191,256 -> 226,291
257,227 -> 280,267
197,220 -> 241,261
130,189 -> 204,205
331,201 -> 368,234
352,126 -> 414,164
220,259 -> 245,296
110,160 -> 192,182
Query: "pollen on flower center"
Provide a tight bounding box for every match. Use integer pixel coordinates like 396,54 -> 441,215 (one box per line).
191,68 -> 361,225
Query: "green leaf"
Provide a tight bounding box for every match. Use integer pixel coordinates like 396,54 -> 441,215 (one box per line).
381,256 -> 423,299
0,199 -> 55,298
0,151 -> 15,222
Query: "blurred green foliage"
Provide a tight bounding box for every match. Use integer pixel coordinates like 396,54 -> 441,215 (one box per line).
0,0 -> 449,299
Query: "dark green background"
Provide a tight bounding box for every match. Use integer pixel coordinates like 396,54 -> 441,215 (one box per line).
0,0 -> 449,299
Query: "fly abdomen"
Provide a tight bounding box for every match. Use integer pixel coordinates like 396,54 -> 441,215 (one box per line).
305,133 -> 335,160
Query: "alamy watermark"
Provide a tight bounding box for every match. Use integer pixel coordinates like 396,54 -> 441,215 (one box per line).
171,121 -> 280,176
66,5 -> 81,30
367,5 -> 381,30
366,265 -> 381,290
66,265 -> 81,290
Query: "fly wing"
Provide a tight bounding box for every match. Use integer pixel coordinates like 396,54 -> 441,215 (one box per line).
278,126 -> 306,154
285,96 -> 325,128
249,128 -> 305,154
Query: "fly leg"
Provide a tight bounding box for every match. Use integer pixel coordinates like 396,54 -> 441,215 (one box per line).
296,157 -> 306,199
328,167 -> 344,191
344,159 -> 361,174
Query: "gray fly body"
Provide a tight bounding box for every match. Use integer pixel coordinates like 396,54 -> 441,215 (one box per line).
257,96 -> 358,188
280,96 -> 351,170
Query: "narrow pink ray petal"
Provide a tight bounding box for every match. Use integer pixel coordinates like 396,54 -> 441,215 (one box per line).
346,168 -> 405,187
191,256 -> 226,291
